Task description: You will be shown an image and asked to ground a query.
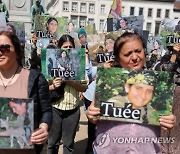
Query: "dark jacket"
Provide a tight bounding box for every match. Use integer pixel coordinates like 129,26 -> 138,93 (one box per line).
28,69 -> 52,130
158,53 -> 180,154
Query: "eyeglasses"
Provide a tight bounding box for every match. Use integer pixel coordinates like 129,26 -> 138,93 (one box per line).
0,44 -> 11,54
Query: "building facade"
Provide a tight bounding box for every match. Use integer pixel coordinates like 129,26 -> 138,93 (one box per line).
44,0 -> 179,35
2,0 -> 180,36
45,0 -> 113,32
121,0 -> 176,35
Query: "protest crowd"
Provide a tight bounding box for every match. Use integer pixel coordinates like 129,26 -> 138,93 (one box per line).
0,0 -> 180,154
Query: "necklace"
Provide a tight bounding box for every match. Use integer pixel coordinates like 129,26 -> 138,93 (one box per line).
0,66 -> 19,90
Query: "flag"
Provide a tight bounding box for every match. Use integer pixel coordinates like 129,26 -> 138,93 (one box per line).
108,0 -> 122,18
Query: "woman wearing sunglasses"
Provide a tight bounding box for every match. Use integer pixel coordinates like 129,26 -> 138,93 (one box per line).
0,31 -> 52,154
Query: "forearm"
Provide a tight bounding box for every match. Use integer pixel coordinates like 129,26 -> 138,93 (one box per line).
170,53 -> 178,63
40,109 -> 52,131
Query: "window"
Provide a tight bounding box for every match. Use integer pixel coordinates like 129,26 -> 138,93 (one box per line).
165,9 -> 170,18
99,19 -> 105,31
155,21 -> 161,36
139,7 -> 143,16
71,16 -> 78,28
80,3 -> 86,13
130,7 -> 135,15
72,2 -> 78,12
79,16 -> 87,27
88,18 -> 94,26
63,1 -> 69,11
146,22 -> 152,32
89,3 -> 95,13
100,4 -> 105,13
148,8 -> 153,17
156,9 -> 161,18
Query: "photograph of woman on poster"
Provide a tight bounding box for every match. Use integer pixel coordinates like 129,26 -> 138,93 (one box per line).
46,17 -> 58,39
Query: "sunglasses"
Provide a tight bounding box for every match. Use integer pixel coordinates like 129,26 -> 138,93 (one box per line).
0,44 -> 11,54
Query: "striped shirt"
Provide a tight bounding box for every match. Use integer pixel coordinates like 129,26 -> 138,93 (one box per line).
53,85 -> 79,110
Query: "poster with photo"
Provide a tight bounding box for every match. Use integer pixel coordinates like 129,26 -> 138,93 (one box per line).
33,15 -> 68,61
95,67 -> 174,126
107,15 -> 144,35
0,97 -> 33,149
160,18 -> 180,47
24,33 -> 39,69
84,30 -> 133,66
146,36 -> 167,70
74,25 -> 97,48
34,15 -> 67,40
41,48 -> 85,80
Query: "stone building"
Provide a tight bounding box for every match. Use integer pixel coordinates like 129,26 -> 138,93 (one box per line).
2,0 -> 180,35
44,0 -> 179,35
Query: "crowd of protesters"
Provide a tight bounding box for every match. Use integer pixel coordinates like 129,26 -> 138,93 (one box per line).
0,2 -> 180,154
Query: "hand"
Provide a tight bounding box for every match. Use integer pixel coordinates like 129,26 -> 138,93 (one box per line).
159,114 -> 176,130
37,49 -> 41,56
86,100 -> 100,124
103,59 -> 114,68
31,126 -> 48,144
52,77 -> 63,89
173,44 -> 180,54
152,49 -> 158,55
31,34 -> 37,43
